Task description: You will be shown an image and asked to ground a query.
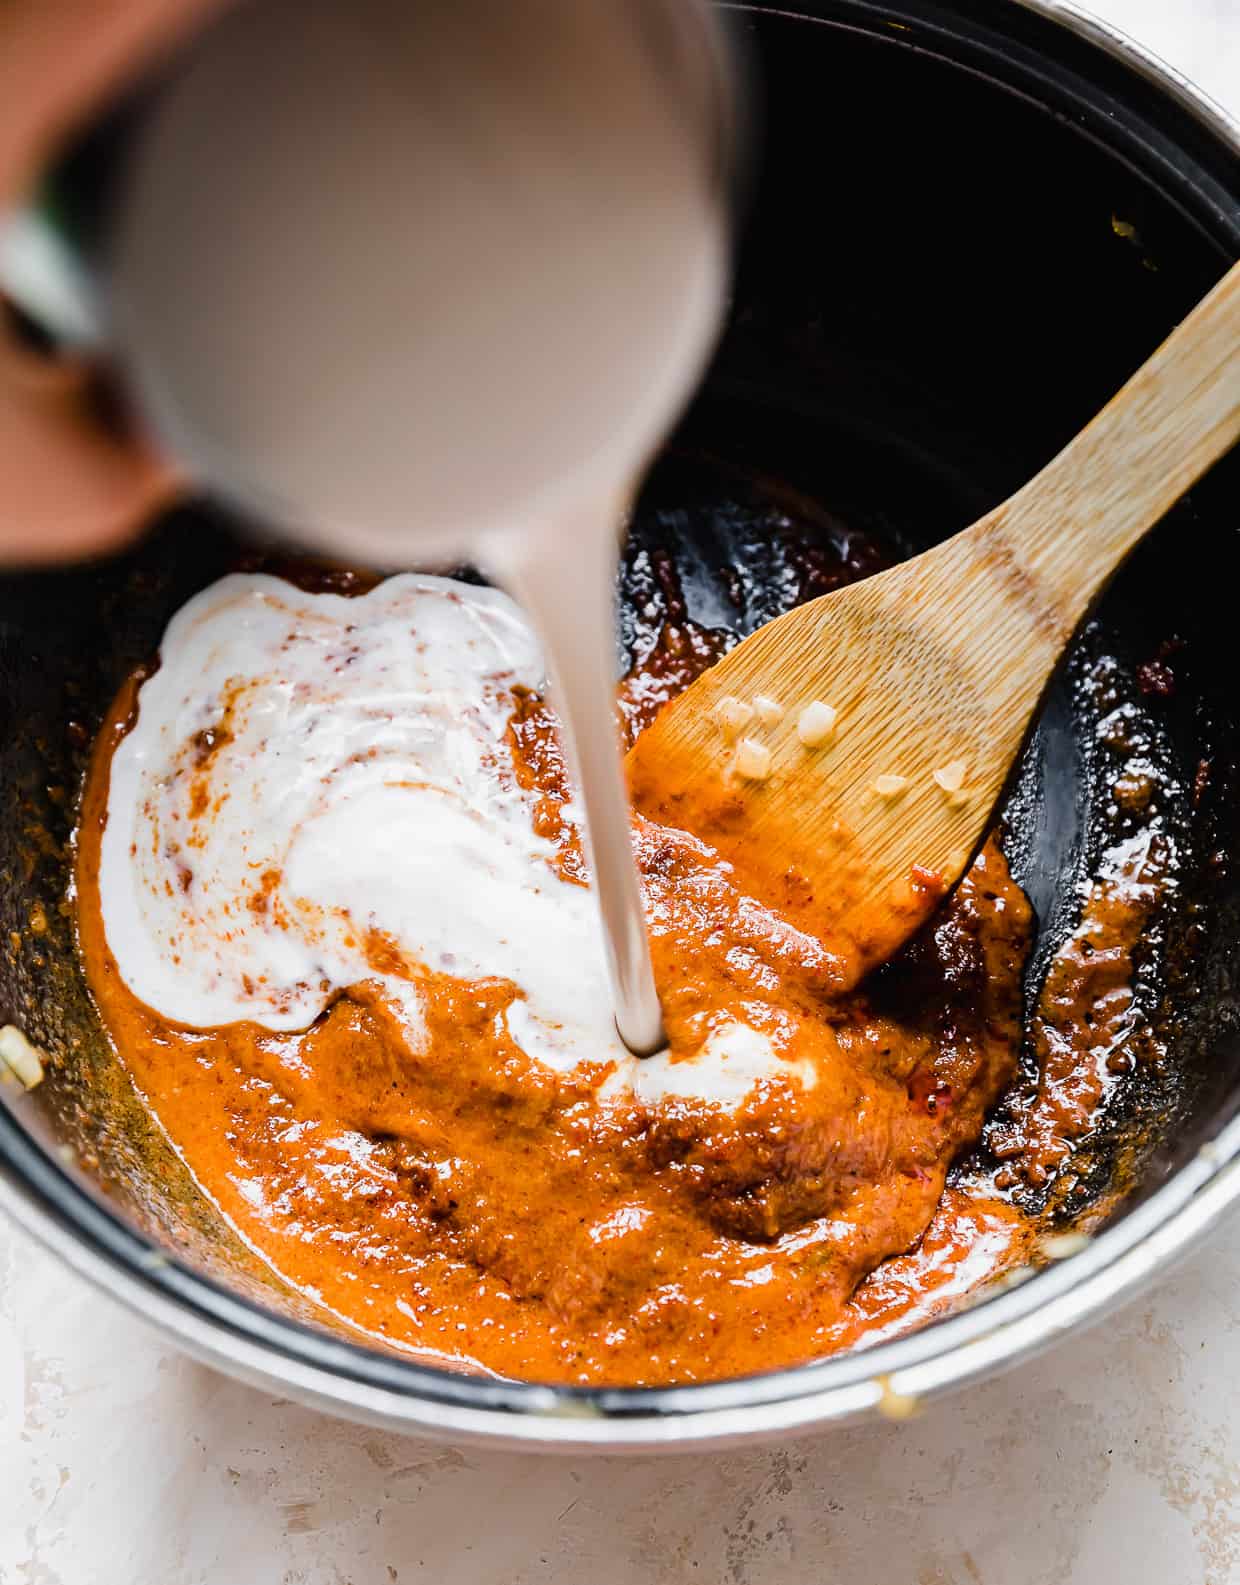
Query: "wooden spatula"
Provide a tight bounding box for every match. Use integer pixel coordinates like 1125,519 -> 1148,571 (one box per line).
628,259 -> 1240,992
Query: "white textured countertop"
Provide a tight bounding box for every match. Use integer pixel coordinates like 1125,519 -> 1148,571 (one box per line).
3,4 -> 1240,1582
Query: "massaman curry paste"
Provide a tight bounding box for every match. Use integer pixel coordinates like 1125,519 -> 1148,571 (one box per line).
73,521 -> 1161,1387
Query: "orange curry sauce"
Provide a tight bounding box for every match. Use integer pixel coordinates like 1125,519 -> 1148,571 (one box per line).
75,591 -> 1037,1387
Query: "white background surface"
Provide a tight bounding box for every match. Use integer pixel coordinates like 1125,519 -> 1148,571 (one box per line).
4,3 -> 1240,1582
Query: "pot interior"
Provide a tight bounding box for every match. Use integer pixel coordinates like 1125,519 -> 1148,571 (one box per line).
1,0 -> 1238,1415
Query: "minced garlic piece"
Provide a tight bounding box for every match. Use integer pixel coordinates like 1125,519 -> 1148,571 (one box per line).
1038,1231 -> 1091,1262
796,700 -> 837,747
875,1375 -> 920,1421
752,694 -> 784,728
0,1024 -> 45,1089
932,760 -> 968,794
872,774 -> 909,797
714,695 -> 754,740
734,737 -> 772,781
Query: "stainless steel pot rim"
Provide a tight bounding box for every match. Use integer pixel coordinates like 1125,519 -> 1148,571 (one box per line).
736,0 -> 1240,152
1019,0 -> 1240,152
3,0 -> 1240,1449
5,1097 -> 1239,1449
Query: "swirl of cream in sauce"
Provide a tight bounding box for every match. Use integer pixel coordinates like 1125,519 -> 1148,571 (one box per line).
98,573 -> 814,1106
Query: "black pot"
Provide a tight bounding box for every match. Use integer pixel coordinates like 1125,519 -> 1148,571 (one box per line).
1,0 -> 1238,1448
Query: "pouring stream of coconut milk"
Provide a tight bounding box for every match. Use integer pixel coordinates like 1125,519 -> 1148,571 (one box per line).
31,0 -> 737,1053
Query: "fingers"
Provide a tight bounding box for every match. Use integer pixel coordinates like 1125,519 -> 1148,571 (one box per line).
0,0 -> 229,563
0,314 -> 183,564
0,0 -> 232,204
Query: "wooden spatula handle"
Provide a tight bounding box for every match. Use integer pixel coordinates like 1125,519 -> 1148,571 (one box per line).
984,256 -> 1240,616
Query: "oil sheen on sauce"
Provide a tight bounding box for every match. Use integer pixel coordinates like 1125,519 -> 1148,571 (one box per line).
76,567 -> 1041,1386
